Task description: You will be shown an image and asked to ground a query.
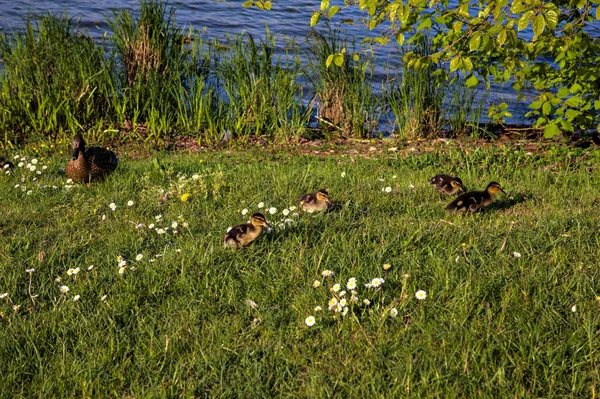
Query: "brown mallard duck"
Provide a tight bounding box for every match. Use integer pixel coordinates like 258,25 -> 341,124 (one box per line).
65,134 -> 118,185
0,156 -> 14,172
298,189 -> 332,213
223,213 -> 271,249
445,182 -> 506,213
430,174 -> 465,196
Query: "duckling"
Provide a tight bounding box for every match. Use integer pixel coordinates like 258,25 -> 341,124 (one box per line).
224,212 -> 271,249
0,156 -> 14,171
429,174 -> 465,196
298,189 -> 332,213
65,134 -> 118,185
445,182 -> 506,213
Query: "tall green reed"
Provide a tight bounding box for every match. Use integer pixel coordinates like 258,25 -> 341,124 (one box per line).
386,36 -> 482,140
216,29 -> 308,141
0,14 -> 112,144
305,26 -> 381,139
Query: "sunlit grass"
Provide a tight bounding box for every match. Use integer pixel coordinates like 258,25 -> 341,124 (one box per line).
1,143 -> 600,397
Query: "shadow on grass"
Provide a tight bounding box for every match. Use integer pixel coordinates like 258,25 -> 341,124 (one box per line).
487,192 -> 529,212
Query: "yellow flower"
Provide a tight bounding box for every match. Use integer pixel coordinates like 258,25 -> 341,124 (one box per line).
180,193 -> 191,202
383,263 -> 391,270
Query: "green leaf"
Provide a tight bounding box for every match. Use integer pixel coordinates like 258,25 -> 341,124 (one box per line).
242,0 -> 253,7
560,119 -> 574,132
518,11 -> 533,31
595,100 -> 600,111
529,100 -> 542,110
374,37 -> 389,45
565,96 -> 583,107
326,54 -> 334,68
417,17 -> 433,30
328,6 -> 340,19
544,10 -> 558,29
334,54 -> 344,67
569,83 -> 582,94
396,33 -> 405,46
466,74 -> 479,88
449,56 -> 460,72
532,15 -> 546,38
497,30 -> 507,46
566,109 -> 581,121
557,87 -> 570,98
469,33 -> 481,52
597,6 -> 600,20
264,1 -> 272,10
310,12 -> 321,27
510,0 -> 526,14
320,0 -> 329,11
544,123 -> 561,138
542,101 -> 552,116
463,57 -> 473,71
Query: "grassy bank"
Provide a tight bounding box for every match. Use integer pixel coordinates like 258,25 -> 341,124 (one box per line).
1,142 -> 600,397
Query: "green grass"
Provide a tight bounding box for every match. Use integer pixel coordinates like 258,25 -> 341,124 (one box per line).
2,143 -> 600,397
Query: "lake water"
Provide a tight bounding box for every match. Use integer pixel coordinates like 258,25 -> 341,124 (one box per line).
1,1 -> 597,127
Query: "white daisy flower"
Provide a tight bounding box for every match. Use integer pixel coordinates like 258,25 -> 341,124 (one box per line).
109,203 -> 116,211
305,316 -> 316,327
241,208 -> 249,216
269,207 -> 277,215
136,254 -> 143,261
385,186 -> 392,193
415,290 -> 427,300
321,270 -> 334,277
332,283 -> 341,292
282,209 -> 290,216
314,306 -> 322,312
341,172 -> 346,178
390,308 -> 398,317
59,285 -> 70,293
72,295 -> 80,302
127,200 -> 134,207
312,280 -> 321,288
257,202 -> 265,209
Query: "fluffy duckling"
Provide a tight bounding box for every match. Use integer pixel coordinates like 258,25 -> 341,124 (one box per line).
0,156 -> 14,171
298,189 -> 332,213
224,212 -> 271,249
430,174 -> 465,196
445,182 -> 506,213
65,134 -> 118,185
